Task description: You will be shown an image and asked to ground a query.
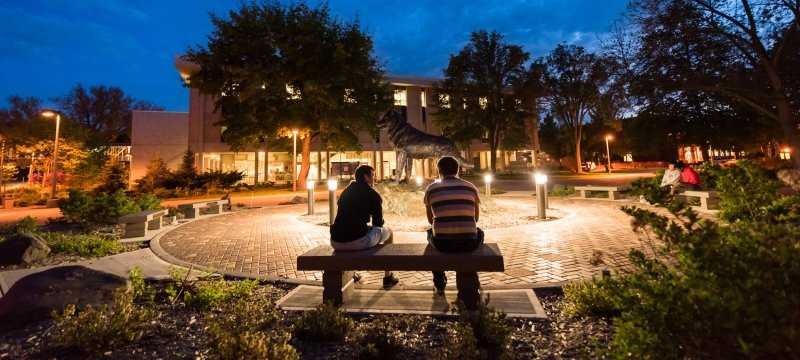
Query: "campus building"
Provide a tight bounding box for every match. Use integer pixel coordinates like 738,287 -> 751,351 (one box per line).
129,57 -> 535,185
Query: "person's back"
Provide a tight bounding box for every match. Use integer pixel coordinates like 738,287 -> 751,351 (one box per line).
423,156 -> 483,294
681,163 -> 702,189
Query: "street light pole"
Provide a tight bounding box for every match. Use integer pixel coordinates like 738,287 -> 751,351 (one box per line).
292,129 -> 298,192
0,139 -> 5,200
605,135 -> 613,175
41,110 -> 61,207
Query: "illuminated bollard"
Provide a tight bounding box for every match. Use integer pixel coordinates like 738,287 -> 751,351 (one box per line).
328,179 -> 338,225
484,174 -> 492,197
416,176 -> 423,187
535,173 -> 548,219
306,181 -> 315,215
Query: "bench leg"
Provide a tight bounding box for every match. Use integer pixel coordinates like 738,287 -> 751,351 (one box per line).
184,209 -> 200,219
456,272 -> 481,310
208,204 -> 221,214
579,190 -> 587,198
147,217 -> 162,230
610,191 -> 620,200
322,270 -> 355,306
123,222 -> 147,238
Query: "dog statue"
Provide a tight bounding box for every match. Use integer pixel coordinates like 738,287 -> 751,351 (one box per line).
378,109 -> 474,183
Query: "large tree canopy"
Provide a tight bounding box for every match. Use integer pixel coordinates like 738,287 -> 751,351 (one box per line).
433,30 -> 529,174
626,0 -> 800,166
184,1 -> 391,187
54,84 -> 163,146
534,44 -> 610,173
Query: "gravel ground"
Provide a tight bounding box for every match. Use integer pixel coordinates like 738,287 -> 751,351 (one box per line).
0,281 -> 614,359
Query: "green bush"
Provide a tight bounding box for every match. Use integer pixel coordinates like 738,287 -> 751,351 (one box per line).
15,216 -> 38,234
350,316 -> 411,359
198,170 -> 245,192
206,297 -> 296,359
715,161 -> 783,223
59,188 -> 162,224
49,287 -> 161,354
41,232 -> 121,257
549,185 -> 575,197
293,301 -> 355,342
565,170 -> 800,358
562,280 -> 621,317
128,267 -> 155,302
164,267 -> 258,310
9,187 -> 45,207
444,297 -> 512,359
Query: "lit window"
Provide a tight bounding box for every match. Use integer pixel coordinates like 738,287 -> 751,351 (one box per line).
421,89 -> 427,107
343,89 -> 356,103
780,147 -> 792,160
394,88 -> 407,106
439,94 -> 450,109
479,97 -> 488,109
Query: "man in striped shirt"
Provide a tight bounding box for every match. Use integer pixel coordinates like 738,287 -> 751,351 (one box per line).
423,156 -> 484,294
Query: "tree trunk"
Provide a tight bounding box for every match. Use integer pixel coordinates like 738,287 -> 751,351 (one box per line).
298,134 -> 313,190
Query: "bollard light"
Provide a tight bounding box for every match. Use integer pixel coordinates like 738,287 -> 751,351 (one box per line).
534,173 -> 547,219
306,181 -> 315,215
328,179 -> 338,225
484,174 -> 492,197
415,176 -> 422,187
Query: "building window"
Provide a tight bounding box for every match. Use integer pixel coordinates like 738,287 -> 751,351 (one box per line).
780,147 -> 792,160
394,87 -> 407,106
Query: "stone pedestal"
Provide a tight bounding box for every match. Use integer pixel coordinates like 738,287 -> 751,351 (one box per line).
322,270 -> 355,306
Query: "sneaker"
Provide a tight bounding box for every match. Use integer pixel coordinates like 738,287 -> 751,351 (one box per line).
382,274 -> 400,289
352,273 -> 362,283
433,272 -> 447,295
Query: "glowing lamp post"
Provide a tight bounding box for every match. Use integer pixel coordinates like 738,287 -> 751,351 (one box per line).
328,179 -> 338,225
535,173 -> 548,219
415,176 -> 423,187
605,135 -> 613,174
484,174 -> 492,197
41,110 -> 61,207
306,181 -> 315,215
292,129 -> 298,192
0,138 -> 5,200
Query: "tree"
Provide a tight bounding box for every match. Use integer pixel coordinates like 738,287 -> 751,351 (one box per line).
433,30 -> 530,174
53,84 -> 163,147
534,44 -> 609,173
0,95 -> 86,146
135,154 -> 172,193
172,149 -> 199,189
627,0 -> 800,167
184,1 -> 391,189
94,158 -> 128,194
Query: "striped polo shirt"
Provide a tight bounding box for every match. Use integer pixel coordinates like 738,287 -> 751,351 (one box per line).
423,177 -> 480,240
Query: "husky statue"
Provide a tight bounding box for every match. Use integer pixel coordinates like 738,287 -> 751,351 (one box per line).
378,109 -> 474,183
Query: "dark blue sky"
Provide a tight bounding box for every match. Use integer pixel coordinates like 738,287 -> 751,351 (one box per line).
0,0 -> 629,112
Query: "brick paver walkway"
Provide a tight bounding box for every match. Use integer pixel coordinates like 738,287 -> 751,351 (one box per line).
153,196 -> 663,288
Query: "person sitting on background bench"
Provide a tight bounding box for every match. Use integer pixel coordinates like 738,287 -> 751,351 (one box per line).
330,165 -> 399,289
672,160 -> 702,194
423,156 -> 484,295
660,161 -> 682,193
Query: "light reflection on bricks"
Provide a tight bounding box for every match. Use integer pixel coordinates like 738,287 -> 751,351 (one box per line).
154,198 -> 707,287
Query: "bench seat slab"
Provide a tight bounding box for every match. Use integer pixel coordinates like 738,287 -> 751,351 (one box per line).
297,244 -> 504,272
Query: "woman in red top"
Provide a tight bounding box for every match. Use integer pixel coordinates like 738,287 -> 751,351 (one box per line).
677,161 -> 702,191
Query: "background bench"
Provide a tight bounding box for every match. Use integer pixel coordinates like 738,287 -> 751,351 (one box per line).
178,198 -> 230,219
118,209 -> 168,238
678,190 -> 720,211
574,185 -> 626,200
297,243 -> 504,310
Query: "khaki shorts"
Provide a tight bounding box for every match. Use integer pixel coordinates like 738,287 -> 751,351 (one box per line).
330,226 -> 392,251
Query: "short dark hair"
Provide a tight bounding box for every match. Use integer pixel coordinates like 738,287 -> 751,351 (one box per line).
437,157 -> 459,176
354,165 -> 375,182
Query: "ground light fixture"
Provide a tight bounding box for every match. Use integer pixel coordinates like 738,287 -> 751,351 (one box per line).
484,173 -> 492,197
306,181 -> 315,215
40,109 -> 61,207
605,135 -> 613,174
328,179 -> 338,225
535,173 -> 548,219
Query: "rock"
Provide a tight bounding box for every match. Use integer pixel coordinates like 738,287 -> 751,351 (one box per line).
279,196 -> 307,205
0,265 -> 128,332
0,233 -> 51,266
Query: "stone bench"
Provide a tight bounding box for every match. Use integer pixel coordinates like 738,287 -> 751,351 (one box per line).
177,198 -> 230,219
677,190 -> 720,211
297,243 -> 504,310
574,185 -> 626,200
118,209 -> 168,238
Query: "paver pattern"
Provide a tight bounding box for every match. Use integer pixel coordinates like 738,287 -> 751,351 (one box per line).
154,196 -> 672,288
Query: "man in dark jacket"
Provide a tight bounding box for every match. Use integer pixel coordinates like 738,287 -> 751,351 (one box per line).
330,165 -> 399,288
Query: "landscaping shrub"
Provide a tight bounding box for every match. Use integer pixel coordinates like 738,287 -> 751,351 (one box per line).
59,188 -> 162,224
549,185 -> 575,197
293,301 -> 355,342
198,170 -> 245,192
41,232 -> 120,257
15,216 -> 38,234
206,297 -> 296,359
562,280 -> 621,317
94,158 -> 129,195
9,187 -> 45,207
563,163 -> 800,358
49,287 -> 161,354
350,316 -> 411,359
442,298 -> 512,359
128,267 -> 155,302
164,266 -> 258,310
